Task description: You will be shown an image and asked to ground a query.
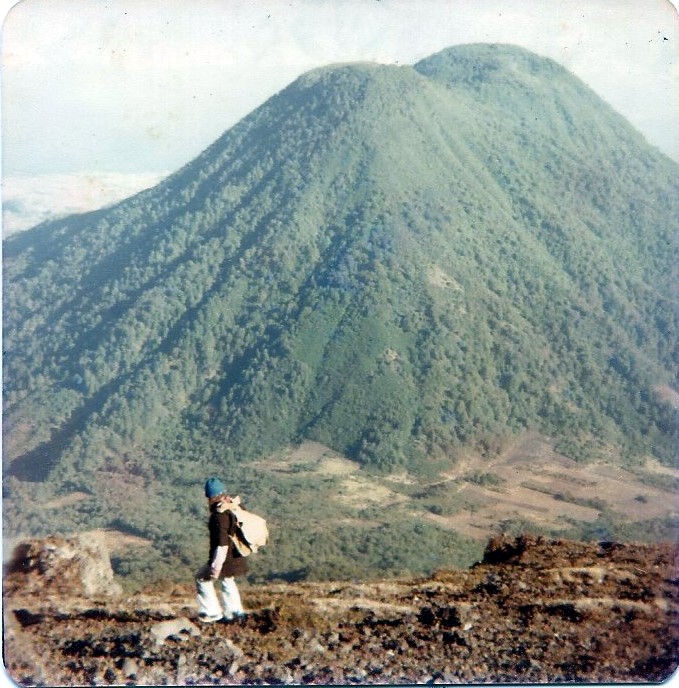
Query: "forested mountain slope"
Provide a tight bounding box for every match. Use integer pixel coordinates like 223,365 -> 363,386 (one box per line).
3,44 -> 677,585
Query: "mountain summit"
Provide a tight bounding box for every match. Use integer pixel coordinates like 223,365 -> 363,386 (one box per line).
4,44 -> 678,584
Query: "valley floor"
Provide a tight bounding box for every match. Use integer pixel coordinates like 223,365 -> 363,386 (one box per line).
4,535 -> 678,685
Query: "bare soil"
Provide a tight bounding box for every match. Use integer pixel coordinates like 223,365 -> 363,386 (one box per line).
4,535 -> 678,685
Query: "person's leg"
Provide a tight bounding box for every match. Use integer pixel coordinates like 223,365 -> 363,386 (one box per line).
219,576 -> 245,620
195,566 -> 223,620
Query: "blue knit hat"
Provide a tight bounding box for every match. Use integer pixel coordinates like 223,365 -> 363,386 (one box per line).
204,477 -> 226,499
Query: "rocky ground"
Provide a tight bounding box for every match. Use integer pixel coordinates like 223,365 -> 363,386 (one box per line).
4,534 -> 678,685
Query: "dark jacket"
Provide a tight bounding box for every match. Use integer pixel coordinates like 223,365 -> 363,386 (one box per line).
208,504 -> 248,578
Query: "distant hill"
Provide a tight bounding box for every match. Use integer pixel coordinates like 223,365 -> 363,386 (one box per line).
3,44 -> 678,586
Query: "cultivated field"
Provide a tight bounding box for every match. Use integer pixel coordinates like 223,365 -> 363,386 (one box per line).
256,433 -> 678,541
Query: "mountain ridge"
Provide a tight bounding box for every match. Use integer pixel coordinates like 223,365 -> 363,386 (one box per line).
4,533 -> 678,684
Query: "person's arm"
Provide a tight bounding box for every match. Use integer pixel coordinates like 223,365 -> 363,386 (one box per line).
210,545 -> 228,578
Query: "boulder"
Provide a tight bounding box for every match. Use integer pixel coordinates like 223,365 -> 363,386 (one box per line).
149,618 -> 200,645
5,533 -> 122,597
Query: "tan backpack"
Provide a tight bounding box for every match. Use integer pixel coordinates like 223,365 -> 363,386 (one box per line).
227,504 -> 269,556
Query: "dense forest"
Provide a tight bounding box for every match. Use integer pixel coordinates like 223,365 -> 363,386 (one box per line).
3,44 -> 678,586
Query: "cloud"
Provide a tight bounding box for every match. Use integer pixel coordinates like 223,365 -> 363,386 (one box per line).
2,172 -> 167,234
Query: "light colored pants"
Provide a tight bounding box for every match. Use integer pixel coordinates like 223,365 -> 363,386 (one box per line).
196,567 -> 244,620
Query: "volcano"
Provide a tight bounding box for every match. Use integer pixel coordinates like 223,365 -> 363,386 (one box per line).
3,44 -> 677,585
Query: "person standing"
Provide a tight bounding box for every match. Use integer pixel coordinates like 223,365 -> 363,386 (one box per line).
196,477 -> 248,623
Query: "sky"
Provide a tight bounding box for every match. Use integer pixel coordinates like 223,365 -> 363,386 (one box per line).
1,0 -> 678,179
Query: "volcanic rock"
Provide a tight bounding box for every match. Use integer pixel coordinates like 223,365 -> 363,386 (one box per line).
4,533 -> 122,598
3,536 -> 677,685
